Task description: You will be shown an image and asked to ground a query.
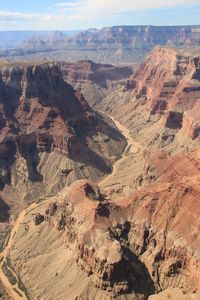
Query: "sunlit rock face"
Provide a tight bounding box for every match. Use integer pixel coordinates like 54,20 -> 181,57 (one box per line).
0,62 -> 126,212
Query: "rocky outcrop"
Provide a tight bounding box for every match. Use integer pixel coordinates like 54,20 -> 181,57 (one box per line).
10,180 -> 155,300
96,46 -> 200,152
9,174 -> 200,299
59,61 -> 133,107
122,150 -> 200,293
33,213 -> 44,225
129,47 -> 200,145
60,61 -> 133,87
0,62 -> 126,213
128,47 -> 200,114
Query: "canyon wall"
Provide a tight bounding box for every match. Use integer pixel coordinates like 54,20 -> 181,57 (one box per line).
1,26 -> 200,64
95,46 -> 200,153
0,62 -> 126,214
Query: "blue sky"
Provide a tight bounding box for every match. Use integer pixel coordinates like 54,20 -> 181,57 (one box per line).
0,0 -> 200,30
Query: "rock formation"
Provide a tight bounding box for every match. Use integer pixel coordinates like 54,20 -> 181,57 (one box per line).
9,176 -> 200,299
149,288 -> 200,300
59,60 -> 133,106
0,62 -> 126,214
9,180 -> 155,300
97,46 -> 200,153
1,46 -> 200,299
1,26 -> 200,64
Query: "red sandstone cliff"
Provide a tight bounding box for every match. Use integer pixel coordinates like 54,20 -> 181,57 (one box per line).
96,47 -> 200,152
0,62 -> 126,213
59,60 -> 133,107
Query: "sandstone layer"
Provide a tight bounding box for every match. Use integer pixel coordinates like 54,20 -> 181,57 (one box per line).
8,175 -> 200,299
97,46 -> 200,153
1,46 -> 200,299
59,60 -> 133,107
0,62 -> 126,214
9,181 -> 155,300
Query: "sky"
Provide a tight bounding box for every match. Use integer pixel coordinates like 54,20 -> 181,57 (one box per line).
0,0 -> 200,31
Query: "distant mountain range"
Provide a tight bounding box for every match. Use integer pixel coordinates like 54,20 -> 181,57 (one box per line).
0,25 -> 200,64
0,30 -> 81,48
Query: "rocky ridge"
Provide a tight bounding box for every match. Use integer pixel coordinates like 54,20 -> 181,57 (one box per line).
0,62 -> 126,214
9,181 -> 154,300
9,174 -> 200,299
59,60 -> 133,106
96,46 -> 200,153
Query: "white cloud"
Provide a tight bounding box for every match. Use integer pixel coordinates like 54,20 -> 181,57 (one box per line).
0,0 -> 199,30
57,0 -> 200,18
0,9 -> 84,31
55,2 -> 80,8
0,10 -> 53,22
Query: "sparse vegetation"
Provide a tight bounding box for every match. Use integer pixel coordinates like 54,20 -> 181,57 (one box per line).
1,255 -> 31,299
0,227 -> 11,253
14,212 -> 19,221
35,197 -> 46,204
6,256 -> 15,273
2,261 -> 17,286
17,275 -> 31,300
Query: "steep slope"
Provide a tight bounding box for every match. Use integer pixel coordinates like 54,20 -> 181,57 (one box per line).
97,46 -> 200,153
59,60 -> 133,106
7,166 -> 200,299
7,180 -> 155,300
0,62 -> 126,214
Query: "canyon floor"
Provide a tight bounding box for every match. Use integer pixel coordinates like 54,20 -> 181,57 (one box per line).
98,111 -> 144,199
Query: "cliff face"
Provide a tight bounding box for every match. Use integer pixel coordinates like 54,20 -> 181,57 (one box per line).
59,61 -> 133,106
130,47 -> 200,114
122,149 -> 200,294
71,26 -> 200,49
60,60 -> 133,88
0,63 -> 126,213
97,47 -> 200,152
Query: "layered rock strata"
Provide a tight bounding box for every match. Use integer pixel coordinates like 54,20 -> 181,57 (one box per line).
0,62 -> 126,213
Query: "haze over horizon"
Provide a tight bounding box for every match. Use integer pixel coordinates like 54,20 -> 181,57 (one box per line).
0,0 -> 200,31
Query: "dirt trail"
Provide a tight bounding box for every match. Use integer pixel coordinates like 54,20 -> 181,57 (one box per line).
98,110 -> 143,185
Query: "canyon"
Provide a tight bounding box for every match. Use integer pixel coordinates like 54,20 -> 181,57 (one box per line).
0,61 -> 126,215
0,45 -> 200,299
1,26 -> 200,64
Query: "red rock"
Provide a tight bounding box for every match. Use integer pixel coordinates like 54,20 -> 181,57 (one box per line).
0,62 -> 126,210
